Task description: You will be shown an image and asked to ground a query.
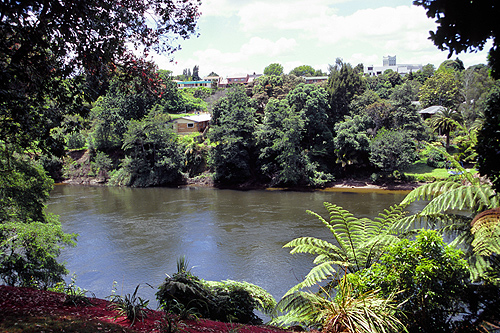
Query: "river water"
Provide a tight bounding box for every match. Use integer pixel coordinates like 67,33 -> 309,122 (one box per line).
47,185 -> 415,306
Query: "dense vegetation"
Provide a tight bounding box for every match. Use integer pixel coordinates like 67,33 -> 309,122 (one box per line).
1,0 -> 500,332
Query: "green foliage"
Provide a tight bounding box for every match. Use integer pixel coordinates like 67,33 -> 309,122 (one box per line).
274,277 -> 406,333
369,129 -> 418,173
418,71 -> 463,108
429,107 -> 461,149
397,148 -> 500,281
413,0 -> 500,79
421,144 -> 447,168
263,63 -> 284,76
49,274 -> 95,306
251,74 -> 305,113
333,115 -> 373,168
327,59 -> 365,124
256,99 -> 314,186
347,230 -> 469,333
208,86 -> 257,185
0,153 -> 77,288
283,202 -> 404,295
476,86 -> 500,194
180,89 -> 208,112
109,112 -> 185,187
156,269 -> 269,324
108,284 -> 150,326
289,65 -> 316,77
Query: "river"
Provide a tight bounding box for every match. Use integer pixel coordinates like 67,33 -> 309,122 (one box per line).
47,185 -> 417,307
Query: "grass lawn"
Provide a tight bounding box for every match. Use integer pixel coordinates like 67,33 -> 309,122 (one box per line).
404,161 -> 451,182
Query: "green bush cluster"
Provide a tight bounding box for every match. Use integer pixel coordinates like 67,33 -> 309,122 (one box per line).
156,271 -> 264,324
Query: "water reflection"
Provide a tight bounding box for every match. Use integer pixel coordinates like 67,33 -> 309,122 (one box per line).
47,185 -> 417,306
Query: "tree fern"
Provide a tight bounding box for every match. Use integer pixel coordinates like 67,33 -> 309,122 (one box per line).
396,145 -> 499,281
282,202 -> 404,296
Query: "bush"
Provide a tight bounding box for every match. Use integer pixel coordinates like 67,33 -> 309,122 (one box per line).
346,230 -> 471,333
156,269 -> 271,325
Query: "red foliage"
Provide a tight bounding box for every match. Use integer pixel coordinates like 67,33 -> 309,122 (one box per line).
0,285 -> 295,333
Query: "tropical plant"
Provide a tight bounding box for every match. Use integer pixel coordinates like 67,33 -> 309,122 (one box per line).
157,257 -> 273,324
108,284 -> 151,326
274,276 -> 406,333
282,202 -> 405,295
396,146 -> 499,281
346,230 -> 471,333
429,107 -> 461,149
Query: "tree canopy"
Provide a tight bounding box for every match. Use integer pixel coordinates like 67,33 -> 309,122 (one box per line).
414,0 -> 500,79
0,0 -> 201,156
263,63 -> 284,76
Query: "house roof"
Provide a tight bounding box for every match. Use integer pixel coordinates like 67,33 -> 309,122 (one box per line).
418,105 -> 446,115
176,114 -> 211,123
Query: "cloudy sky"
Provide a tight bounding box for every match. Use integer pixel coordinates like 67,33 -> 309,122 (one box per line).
152,0 -> 491,77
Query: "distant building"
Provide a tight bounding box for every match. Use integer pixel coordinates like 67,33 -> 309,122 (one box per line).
172,114 -> 211,135
217,73 -> 262,88
176,80 -> 212,88
302,76 -> 329,84
364,55 -> 422,76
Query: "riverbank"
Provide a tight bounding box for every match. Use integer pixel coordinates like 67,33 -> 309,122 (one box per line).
0,285 -> 298,333
61,149 -> 423,192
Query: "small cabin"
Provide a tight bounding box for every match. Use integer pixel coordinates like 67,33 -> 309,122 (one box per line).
172,114 -> 211,135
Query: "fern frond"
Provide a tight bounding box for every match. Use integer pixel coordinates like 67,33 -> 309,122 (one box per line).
285,261 -> 343,295
401,180 -> 462,206
471,208 -> 500,256
419,185 -> 497,216
284,237 -> 341,256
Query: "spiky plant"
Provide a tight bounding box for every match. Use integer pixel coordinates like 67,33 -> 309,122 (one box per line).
282,202 -> 405,295
395,145 -> 499,280
274,277 -> 406,333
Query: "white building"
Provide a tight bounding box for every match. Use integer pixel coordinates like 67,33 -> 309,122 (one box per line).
364,55 -> 422,76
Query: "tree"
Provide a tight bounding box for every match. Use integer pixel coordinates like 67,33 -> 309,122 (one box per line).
413,0 -> 500,79
327,59 -> 365,124
287,84 -> 335,174
476,86 -> 500,194
0,0 -> 200,288
413,63 -> 436,83
110,112 -> 185,187
289,65 -> 316,77
209,86 -> 257,185
0,0 -> 200,157
0,151 -> 76,287
418,70 -> 463,108
256,99 -> 308,186
429,108 -> 461,149
369,129 -> 418,173
438,58 -> 465,72
192,65 -> 200,81
333,115 -> 373,168
250,74 -> 305,113
263,63 -> 284,76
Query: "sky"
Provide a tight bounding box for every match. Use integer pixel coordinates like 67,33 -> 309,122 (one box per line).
151,0 -> 492,78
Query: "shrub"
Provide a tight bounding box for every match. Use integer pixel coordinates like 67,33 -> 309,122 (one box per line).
346,230 -> 470,333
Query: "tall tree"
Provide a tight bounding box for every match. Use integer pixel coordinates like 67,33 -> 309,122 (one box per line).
413,0 -> 500,79
209,86 -> 257,185
418,70 -> 463,108
0,0 -> 200,157
263,63 -> 284,76
476,86 -> 500,194
327,58 -> 365,125
192,65 -> 200,81
0,0 -> 200,287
